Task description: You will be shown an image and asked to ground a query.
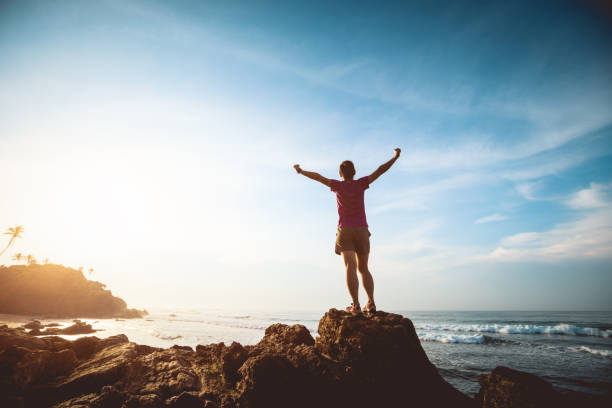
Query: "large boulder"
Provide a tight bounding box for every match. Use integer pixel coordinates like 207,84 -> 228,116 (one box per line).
476,366 -> 612,408
477,366 -> 555,408
231,309 -> 475,408
314,309 -> 475,408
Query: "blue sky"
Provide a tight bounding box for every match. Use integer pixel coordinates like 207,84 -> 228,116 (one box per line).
1,0 -> 611,310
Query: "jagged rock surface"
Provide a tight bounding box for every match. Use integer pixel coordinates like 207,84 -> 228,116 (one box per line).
477,366 -> 611,408
2,310 -> 477,407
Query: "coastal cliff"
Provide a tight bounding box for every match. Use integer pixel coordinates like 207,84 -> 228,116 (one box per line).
0,264 -> 147,319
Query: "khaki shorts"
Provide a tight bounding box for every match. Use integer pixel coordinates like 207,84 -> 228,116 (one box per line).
335,226 -> 371,255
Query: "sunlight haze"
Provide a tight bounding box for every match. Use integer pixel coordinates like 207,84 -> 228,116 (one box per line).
1,0 -> 611,311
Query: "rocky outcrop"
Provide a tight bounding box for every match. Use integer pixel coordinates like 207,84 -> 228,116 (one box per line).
23,320 -> 99,336
0,309 -> 476,408
0,264 -> 147,318
477,366 -> 611,408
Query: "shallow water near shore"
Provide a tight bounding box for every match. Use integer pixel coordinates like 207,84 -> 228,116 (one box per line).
2,309 -> 611,397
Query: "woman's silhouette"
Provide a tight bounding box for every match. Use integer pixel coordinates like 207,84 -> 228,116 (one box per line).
293,148 -> 401,313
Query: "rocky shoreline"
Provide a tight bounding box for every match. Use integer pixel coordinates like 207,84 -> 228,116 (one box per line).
1,309 -> 609,408
22,320 -> 100,336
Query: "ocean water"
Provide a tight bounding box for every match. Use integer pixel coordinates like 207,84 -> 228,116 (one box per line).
2,309 -> 611,397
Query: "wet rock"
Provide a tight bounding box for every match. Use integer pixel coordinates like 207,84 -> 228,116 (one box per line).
477,366 -> 555,408
27,320 -> 99,336
24,321 -> 43,330
59,320 -> 97,335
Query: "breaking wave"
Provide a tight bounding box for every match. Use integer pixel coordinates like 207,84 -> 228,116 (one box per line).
415,323 -> 612,338
149,330 -> 183,340
417,332 -> 487,344
573,346 -> 611,358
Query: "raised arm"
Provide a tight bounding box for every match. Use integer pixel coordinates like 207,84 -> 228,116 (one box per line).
293,164 -> 331,187
368,148 -> 401,184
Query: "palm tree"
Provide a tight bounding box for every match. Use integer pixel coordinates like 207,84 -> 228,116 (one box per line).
88,268 -> 94,277
12,253 -> 23,264
0,225 -> 24,257
25,254 -> 37,265
43,258 -> 49,265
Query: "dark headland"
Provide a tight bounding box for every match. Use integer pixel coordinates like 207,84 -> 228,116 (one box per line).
1,309 -> 609,408
0,264 -> 147,319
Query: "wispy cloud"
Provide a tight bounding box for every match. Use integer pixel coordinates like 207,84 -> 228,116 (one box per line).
478,182 -> 612,262
475,213 -> 508,224
566,182 -> 612,210
371,173 -> 482,214
515,181 -> 541,201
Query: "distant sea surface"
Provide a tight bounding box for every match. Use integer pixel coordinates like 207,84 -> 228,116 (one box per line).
2,309 -> 611,397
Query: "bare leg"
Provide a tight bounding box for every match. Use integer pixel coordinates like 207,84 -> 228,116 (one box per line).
342,250 -> 359,306
357,252 -> 375,306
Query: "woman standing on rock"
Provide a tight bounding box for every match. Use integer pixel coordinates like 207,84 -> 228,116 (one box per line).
293,148 -> 401,313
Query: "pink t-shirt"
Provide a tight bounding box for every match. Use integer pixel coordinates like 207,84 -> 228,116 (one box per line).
330,176 -> 370,227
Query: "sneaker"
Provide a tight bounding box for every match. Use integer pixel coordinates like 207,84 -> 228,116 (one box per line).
363,302 -> 376,314
346,302 -> 361,313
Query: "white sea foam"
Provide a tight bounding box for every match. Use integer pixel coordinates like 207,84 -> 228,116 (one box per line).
149,330 -> 182,340
417,332 -> 486,344
163,318 -> 270,331
415,323 -> 612,338
574,346 -> 612,358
